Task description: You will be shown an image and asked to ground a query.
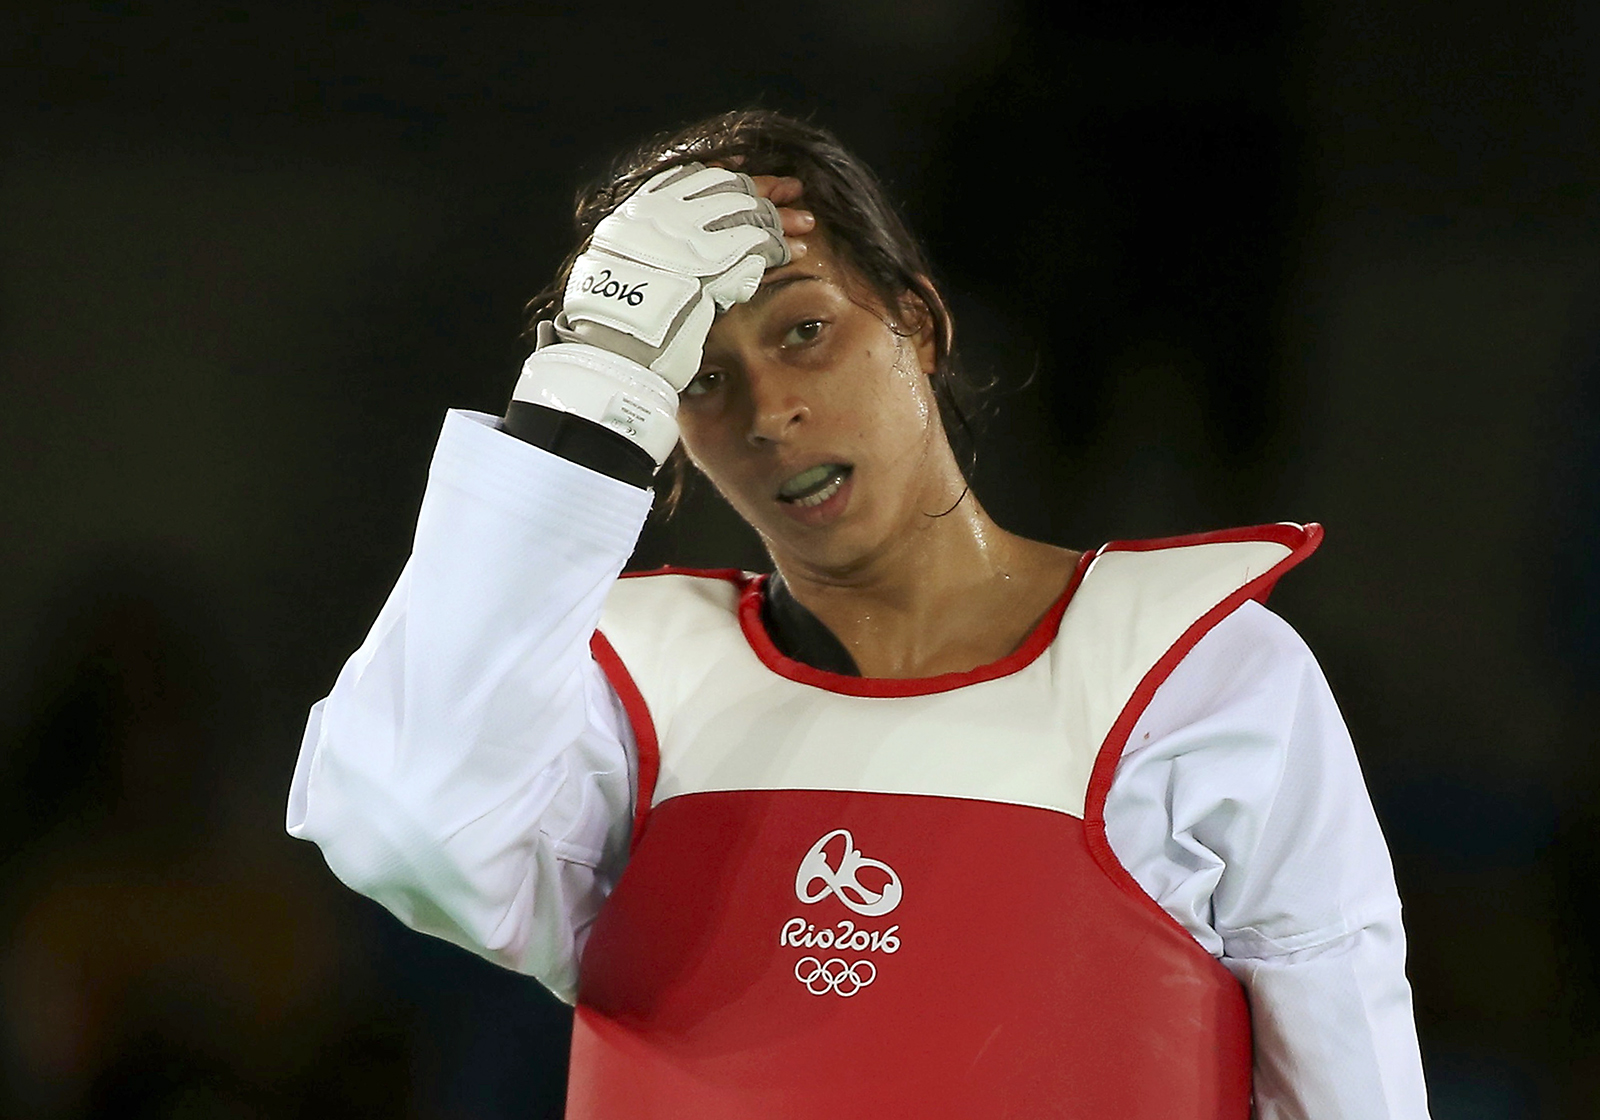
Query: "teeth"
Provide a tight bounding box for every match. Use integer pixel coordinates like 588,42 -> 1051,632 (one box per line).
780,464 -> 836,499
792,474 -> 845,508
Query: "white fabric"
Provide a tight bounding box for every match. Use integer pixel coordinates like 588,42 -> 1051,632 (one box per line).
592,540 -> 1291,821
565,163 -> 788,390
1108,599 -> 1430,1118
287,409 -> 1430,1119
512,343 -> 681,464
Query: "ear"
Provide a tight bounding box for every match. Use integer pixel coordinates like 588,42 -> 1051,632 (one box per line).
896,280 -> 950,376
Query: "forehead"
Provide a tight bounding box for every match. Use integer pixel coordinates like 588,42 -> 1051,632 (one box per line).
753,232 -> 888,314
762,229 -> 842,288
703,232 -> 892,354
703,241 -> 846,350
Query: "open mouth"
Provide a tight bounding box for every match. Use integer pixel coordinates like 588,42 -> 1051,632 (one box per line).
777,463 -> 853,508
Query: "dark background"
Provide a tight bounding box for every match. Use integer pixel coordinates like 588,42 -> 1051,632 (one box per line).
2,2 -> 1597,1116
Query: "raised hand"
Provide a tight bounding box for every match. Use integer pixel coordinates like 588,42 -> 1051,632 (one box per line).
512,163 -> 793,466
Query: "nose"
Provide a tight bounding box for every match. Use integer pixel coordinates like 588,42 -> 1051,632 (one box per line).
744,360 -> 809,448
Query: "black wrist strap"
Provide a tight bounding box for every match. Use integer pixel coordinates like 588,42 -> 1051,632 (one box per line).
502,401 -> 656,490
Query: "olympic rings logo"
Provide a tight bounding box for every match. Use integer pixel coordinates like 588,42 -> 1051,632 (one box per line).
794,956 -> 876,997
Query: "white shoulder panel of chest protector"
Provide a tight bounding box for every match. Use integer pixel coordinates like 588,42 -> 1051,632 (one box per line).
597,537 -> 1293,820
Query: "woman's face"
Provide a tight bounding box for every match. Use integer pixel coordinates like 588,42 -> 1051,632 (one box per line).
675,235 -> 957,575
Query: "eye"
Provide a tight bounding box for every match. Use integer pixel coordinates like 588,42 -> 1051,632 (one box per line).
782,319 -> 825,346
680,369 -> 723,399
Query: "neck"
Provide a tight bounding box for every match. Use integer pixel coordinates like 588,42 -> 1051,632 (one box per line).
772,491 -> 1071,678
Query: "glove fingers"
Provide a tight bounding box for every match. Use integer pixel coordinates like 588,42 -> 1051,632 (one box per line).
672,189 -> 761,229
703,255 -> 769,310
637,161 -> 706,195
683,169 -> 758,200
651,164 -> 745,202
651,296 -> 716,390
705,197 -> 789,268
699,225 -> 790,273
606,187 -> 759,243
563,159 -> 789,400
603,216 -> 784,274
608,164 -> 786,267
587,226 -> 766,276
704,194 -> 779,234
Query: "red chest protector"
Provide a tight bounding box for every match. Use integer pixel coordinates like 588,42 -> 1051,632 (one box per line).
571,524 -> 1320,1119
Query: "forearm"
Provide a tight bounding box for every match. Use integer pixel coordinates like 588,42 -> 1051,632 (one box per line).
1225,913 -> 1427,1119
288,162 -> 791,998
287,409 -> 652,999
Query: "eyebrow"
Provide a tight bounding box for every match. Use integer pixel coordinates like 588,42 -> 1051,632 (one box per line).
749,274 -> 823,306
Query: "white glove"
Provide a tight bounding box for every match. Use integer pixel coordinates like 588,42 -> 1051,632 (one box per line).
512,163 -> 789,466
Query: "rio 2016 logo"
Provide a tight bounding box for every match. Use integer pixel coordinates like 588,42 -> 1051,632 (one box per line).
779,917 -> 899,954
781,829 -> 903,997
577,267 -> 647,306
794,828 -> 901,916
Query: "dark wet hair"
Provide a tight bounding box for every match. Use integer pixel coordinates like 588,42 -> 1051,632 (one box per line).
526,109 -> 983,510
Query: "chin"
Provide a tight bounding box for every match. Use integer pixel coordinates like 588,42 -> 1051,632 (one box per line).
771,522 -> 891,580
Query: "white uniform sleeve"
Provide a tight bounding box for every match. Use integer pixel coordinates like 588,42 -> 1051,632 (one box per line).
286,410 -> 653,1003
1105,600 -> 1430,1119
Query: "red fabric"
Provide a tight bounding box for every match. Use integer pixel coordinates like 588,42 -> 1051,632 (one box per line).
575,524 -> 1324,1115
570,789 -> 1251,1119
589,631 -> 661,853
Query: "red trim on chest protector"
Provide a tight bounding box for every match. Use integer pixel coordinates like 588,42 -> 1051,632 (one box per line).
589,632 -> 659,854
620,549 -> 1097,697
1082,522 -> 1323,938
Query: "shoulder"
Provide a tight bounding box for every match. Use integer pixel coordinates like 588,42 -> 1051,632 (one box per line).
603,567 -> 749,620
1078,522 -> 1322,609
1081,523 -> 1333,762
1061,521 -> 1321,677
1181,598 -> 1321,690
1057,522 -> 1324,723
1126,597 -> 1336,780
597,567 -> 756,666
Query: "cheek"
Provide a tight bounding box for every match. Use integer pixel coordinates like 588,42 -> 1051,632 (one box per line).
675,419 -> 713,473
674,418 -> 725,491
676,399 -> 739,469
876,339 -> 938,452
676,417 -> 768,516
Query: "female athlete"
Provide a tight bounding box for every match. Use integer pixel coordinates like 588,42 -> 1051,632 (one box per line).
288,111 -> 1430,1118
